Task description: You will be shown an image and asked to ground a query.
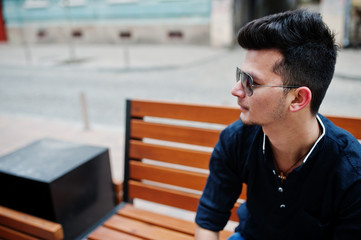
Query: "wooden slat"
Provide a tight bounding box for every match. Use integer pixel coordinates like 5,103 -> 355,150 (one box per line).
113,180 -> 123,204
130,119 -> 221,147
327,115 -> 361,139
230,202 -> 241,222
220,230 -> 234,240
0,206 -> 63,240
118,204 -> 195,235
0,225 -> 39,240
88,226 -> 143,240
113,180 -> 123,194
131,100 -> 240,125
128,181 -> 240,221
129,180 -> 200,212
104,215 -> 194,240
130,161 -> 207,191
117,204 -> 233,240
129,140 -> 211,169
240,184 -> 247,201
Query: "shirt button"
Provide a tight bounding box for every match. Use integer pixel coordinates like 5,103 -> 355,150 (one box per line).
278,187 -> 283,193
280,204 -> 286,208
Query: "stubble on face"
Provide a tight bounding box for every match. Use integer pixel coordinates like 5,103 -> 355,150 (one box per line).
240,91 -> 288,127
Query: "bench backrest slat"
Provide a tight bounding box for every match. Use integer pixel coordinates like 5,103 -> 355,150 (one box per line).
130,100 -> 240,124
0,206 -> 64,240
128,180 -> 241,222
0,225 -> 39,240
327,116 -> 361,139
129,140 -> 211,169
130,160 -> 207,191
131,119 -> 221,147
128,180 -> 200,211
124,99 -> 361,224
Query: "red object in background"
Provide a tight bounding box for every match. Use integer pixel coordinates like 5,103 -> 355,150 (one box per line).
0,1 -> 7,42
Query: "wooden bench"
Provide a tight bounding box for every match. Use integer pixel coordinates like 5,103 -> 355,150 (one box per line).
0,206 -> 63,240
86,99 -> 361,240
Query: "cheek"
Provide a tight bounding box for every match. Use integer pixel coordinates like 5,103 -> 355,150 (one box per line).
250,94 -> 286,117
251,95 -> 271,110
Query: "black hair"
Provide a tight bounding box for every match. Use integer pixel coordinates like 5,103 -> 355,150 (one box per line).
237,9 -> 338,115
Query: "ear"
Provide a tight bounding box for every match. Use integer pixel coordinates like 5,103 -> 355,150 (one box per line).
289,87 -> 312,112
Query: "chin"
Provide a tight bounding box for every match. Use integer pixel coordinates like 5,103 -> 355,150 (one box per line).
240,111 -> 265,126
240,112 -> 258,126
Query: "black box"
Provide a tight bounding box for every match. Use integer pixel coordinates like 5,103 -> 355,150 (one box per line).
0,138 -> 116,240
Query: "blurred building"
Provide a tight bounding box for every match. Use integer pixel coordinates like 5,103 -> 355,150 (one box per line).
3,0 -> 213,45
2,0 -> 298,47
349,0 -> 361,47
319,0 -> 361,47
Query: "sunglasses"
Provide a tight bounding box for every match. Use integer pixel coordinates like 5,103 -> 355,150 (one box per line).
236,67 -> 300,96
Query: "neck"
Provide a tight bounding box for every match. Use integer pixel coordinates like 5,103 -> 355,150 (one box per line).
263,113 -> 320,173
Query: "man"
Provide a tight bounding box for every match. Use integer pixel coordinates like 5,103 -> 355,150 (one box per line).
195,9 -> 361,240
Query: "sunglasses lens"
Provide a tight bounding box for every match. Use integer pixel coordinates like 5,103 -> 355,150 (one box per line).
244,73 -> 253,96
241,72 -> 253,96
236,68 -> 253,96
236,68 -> 241,82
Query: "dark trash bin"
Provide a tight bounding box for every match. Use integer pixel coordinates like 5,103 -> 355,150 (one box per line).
0,138 -> 116,240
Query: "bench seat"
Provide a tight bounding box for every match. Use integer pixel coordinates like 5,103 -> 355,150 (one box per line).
88,203 -> 232,240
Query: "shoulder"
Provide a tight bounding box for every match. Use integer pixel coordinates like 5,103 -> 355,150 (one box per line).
320,115 -> 360,144
319,114 -> 361,179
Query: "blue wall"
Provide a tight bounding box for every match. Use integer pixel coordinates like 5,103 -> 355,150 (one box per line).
3,0 -> 212,24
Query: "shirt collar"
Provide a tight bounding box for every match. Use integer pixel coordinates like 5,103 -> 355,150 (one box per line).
262,115 -> 325,163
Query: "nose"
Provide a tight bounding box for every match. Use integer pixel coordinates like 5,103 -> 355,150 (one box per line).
231,81 -> 246,98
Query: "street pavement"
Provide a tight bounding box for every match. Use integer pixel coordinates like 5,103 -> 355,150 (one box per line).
1,42 -> 361,183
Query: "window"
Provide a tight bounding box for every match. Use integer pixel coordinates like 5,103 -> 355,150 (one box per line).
107,0 -> 139,5
23,0 -> 49,9
60,0 -> 87,7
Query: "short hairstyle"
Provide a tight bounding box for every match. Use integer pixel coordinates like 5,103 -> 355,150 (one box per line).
237,9 -> 338,115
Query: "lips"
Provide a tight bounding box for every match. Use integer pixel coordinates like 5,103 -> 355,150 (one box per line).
240,105 -> 249,112
238,101 -> 249,111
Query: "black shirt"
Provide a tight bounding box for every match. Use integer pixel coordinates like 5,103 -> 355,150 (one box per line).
196,115 -> 361,239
